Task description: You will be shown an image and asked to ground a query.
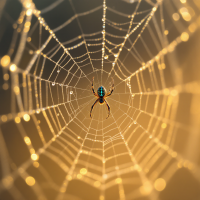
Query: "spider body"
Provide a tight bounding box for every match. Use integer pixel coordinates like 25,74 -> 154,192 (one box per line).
97,86 -> 106,104
90,77 -> 114,119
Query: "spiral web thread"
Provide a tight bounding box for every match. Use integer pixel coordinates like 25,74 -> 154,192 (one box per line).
0,0 -> 200,200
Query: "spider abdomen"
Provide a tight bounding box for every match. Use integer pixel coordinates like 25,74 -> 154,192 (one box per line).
97,86 -> 105,97
99,98 -> 104,104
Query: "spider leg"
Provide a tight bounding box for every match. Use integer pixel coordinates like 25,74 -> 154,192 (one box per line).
104,99 -> 110,119
92,77 -> 98,97
90,98 -> 99,118
105,77 -> 114,97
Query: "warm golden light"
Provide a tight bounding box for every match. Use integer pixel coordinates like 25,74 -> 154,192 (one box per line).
180,0 -> 186,3
25,176 -> 35,186
188,23 -> 197,33
1,115 -> 7,122
33,162 -> 40,168
180,7 -> 192,21
9,64 -> 17,72
24,136 -> 31,145
172,13 -> 180,21
153,7 -> 157,11
1,55 -> 10,67
99,195 -> 104,200
15,117 -> 21,124
77,174 -> 82,179
161,123 -> 167,129
80,168 -> 87,175
180,32 -> 189,42
154,178 -> 166,191
27,37 -> 31,42
67,175 -> 72,180
23,114 -> 30,122
24,22 -> 31,28
26,9 -> 32,16
139,184 -> 152,195
31,153 -> 39,161
164,30 -> 169,35
115,178 -> 122,184
30,148 -> 35,154
94,181 -> 101,187
14,86 -> 20,95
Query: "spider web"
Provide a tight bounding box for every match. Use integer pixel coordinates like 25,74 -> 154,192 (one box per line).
0,0 -> 200,200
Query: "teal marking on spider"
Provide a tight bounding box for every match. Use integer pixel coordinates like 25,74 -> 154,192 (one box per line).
97,86 -> 105,97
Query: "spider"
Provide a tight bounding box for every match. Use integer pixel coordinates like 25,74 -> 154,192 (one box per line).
90,77 -> 114,119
